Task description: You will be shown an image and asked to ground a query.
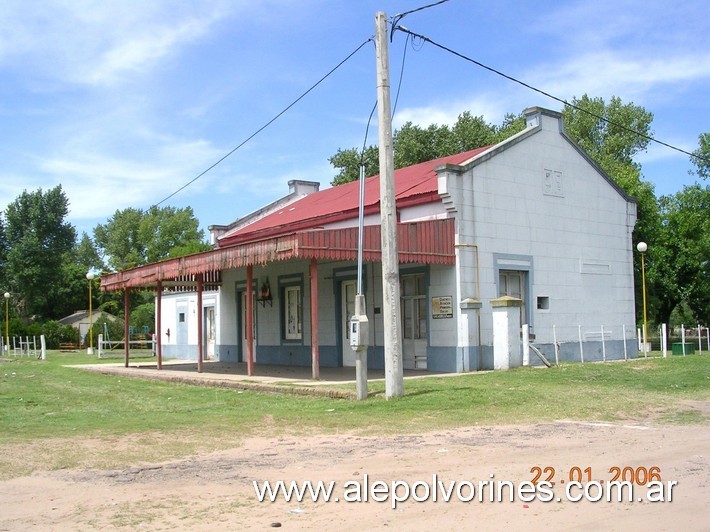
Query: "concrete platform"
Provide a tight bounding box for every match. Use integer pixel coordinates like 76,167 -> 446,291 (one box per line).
71,360 -> 459,400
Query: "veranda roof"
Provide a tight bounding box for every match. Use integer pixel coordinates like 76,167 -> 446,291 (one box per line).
100,218 -> 455,292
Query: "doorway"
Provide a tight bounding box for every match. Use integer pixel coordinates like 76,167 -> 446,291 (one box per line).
498,269 -> 527,329
205,306 -> 216,360
400,272 -> 427,369
176,301 -> 188,346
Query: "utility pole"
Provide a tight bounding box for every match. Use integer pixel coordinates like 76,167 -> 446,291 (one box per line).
375,11 -> 404,398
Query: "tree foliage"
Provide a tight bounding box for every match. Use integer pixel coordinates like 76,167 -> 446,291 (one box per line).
329,112 -> 526,186
3,186 -> 77,320
691,132 -> 710,180
94,206 -> 209,271
329,146 -> 379,186
656,184 -> 710,324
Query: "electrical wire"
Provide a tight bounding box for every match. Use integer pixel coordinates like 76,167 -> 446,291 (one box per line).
393,26 -> 709,165
391,33 -> 410,119
360,102 -> 377,166
391,0 -> 451,40
154,38 -> 374,207
360,29 -> 411,167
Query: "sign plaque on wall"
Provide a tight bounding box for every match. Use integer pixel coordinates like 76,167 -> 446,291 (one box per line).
431,296 -> 453,319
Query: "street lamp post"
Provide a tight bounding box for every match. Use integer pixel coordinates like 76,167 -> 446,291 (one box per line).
86,272 -> 95,355
637,242 -> 648,357
3,292 -> 9,353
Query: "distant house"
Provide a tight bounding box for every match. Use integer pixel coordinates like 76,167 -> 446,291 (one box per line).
58,310 -> 117,343
100,106 -> 639,372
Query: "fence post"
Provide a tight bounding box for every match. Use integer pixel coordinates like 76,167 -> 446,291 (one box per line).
40,335 -> 46,360
553,325 -> 559,365
681,325 -> 686,355
661,324 -> 667,358
522,324 -> 530,366
698,324 -> 703,355
578,325 -> 584,363
637,328 -> 642,352
622,324 -> 628,361
98,334 -> 103,359
601,325 -> 606,362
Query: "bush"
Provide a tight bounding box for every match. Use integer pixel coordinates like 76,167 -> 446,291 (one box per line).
41,321 -> 78,349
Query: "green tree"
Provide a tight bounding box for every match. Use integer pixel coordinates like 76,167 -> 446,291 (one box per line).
330,111 -> 524,186
691,132 -> 709,180
3,186 -> 76,321
93,207 -> 143,270
657,184 -> 710,325
0,213 -> 7,292
329,146 -> 379,186
75,232 -> 103,272
94,206 -> 209,271
492,113 -> 527,143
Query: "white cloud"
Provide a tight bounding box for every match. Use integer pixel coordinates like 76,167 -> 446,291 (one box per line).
393,94 -> 512,129
37,136 -> 224,219
0,0 -> 233,86
529,51 -> 710,104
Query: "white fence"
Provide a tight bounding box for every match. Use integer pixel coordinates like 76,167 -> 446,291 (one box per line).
521,323 -> 708,366
1,335 -> 46,359
641,324 -> 709,358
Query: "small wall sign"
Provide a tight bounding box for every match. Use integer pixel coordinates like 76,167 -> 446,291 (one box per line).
431,296 -> 453,319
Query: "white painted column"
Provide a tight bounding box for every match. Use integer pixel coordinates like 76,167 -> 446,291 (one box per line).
522,324 -> 530,367
661,323 -> 667,358
491,296 -> 522,370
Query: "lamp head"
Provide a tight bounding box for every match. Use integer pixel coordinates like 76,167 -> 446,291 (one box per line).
636,242 -> 648,253
3,292 -> 9,300
86,271 -> 95,281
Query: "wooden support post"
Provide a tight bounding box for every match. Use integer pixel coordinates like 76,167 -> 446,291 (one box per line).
246,265 -> 254,376
124,288 -> 130,368
197,273 -> 203,373
310,258 -> 319,380
156,280 -> 163,370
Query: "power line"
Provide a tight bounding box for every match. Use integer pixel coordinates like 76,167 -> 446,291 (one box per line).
391,0 -> 451,39
393,25 -> 710,166
154,38 -> 374,207
360,31 -> 411,165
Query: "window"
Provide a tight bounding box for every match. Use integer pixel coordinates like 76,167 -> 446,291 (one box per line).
283,285 -> 302,341
178,312 -> 185,323
537,296 -> 550,310
401,273 -> 427,340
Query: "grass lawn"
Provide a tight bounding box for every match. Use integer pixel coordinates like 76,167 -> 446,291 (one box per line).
0,351 -> 708,478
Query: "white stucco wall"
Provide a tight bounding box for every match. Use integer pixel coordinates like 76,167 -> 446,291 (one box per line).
439,109 -> 637,348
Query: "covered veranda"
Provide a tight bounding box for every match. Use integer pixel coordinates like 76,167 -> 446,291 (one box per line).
99,218 -> 455,379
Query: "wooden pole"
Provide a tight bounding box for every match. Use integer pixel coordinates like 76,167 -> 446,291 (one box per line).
197,273 -> 203,373
124,288 -> 130,368
156,280 -> 163,370
246,265 -> 254,376
375,11 -> 403,398
310,258 -> 320,380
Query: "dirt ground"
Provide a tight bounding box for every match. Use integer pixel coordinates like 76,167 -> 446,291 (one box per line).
1,416 -> 708,531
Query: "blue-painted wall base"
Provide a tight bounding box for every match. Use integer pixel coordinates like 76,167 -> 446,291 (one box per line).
160,339 -> 639,372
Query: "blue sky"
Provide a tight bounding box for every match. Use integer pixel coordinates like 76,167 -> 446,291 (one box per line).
1,0 -> 708,240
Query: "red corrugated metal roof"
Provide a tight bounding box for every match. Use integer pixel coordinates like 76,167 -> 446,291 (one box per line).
218,147 -> 489,246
